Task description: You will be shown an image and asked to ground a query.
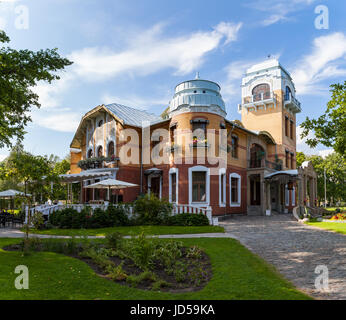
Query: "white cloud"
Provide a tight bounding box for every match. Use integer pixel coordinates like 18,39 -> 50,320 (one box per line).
30,21 -> 242,132
318,149 -> 334,158
68,21 -> 242,81
101,93 -> 170,110
31,73 -> 73,109
292,32 -> 346,95
32,110 -> 81,133
246,0 -> 316,26
296,125 -> 316,154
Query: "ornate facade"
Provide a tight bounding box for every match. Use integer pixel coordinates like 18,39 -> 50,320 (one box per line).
69,59 -> 317,216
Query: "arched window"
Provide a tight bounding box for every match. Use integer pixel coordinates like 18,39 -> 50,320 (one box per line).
98,120 -> 103,127
252,84 -> 270,101
97,146 -> 103,157
107,141 -> 115,157
87,149 -> 93,159
250,144 -> 265,168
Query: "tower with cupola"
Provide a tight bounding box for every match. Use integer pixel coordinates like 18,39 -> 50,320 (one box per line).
238,59 -> 301,170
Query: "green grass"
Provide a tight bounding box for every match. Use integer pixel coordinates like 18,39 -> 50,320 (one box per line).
306,221 -> 346,235
0,237 -> 311,300
26,225 -> 225,237
325,207 -> 346,212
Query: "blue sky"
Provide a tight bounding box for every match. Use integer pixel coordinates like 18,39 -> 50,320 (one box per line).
0,0 -> 345,160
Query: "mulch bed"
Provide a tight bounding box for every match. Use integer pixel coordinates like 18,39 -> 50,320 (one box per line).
3,243 -> 212,293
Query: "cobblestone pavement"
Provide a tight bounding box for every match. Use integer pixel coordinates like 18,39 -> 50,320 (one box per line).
219,214 -> 346,300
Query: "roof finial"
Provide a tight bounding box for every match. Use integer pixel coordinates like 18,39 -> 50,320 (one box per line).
195,71 -> 200,79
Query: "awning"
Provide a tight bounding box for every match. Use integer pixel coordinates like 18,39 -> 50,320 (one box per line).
264,169 -> 298,179
144,168 -> 163,175
59,170 -> 112,183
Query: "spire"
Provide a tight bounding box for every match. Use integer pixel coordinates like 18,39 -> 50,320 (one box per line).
195,71 -> 200,79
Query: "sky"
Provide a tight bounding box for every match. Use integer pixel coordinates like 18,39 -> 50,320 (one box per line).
0,0 -> 345,160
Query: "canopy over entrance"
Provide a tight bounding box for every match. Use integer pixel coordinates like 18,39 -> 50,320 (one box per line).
59,170 -> 112,183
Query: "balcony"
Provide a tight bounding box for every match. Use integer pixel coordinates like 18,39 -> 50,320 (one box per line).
248,159 -> 282,171
239,91 -> 277,112
284,93 -> 301,113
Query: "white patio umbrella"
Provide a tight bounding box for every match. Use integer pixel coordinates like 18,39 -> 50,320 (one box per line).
85,179 -> 138,201
0,189 -> 30,198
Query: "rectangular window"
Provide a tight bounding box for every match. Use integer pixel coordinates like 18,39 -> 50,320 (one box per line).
285,117 -> 288,137
231,136 -> 238,158
231,177 -> 239,203
292,187 -> 296,206
285,151 -> 290,168
192,171 -> 206,202
291,153 -> 294,169
290,120 -> 294,139
171,173 -> 177,203
220,173 -> 225,204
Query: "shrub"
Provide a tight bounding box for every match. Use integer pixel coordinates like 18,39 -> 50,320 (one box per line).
106,262 -> 128,281
32,211 -> 45,230
106,204 -> 130,226
49,208 -> 79,228
133,193 -> 172,225
127,232 -> 156,270
167,213 -> 210,226
105,232 -> 123,250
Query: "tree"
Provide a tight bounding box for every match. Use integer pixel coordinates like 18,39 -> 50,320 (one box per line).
296,151 -> 345,205
296,152 -> 306,167
300,81 -> 346,157
0,30 -> 72,148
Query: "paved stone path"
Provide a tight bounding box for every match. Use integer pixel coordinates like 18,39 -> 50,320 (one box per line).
0,228 -> 237,239
219,214 -> 346,300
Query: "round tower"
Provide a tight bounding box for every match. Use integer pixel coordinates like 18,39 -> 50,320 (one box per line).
169,73 -> 226,118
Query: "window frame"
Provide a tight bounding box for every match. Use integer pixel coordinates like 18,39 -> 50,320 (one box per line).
169,168 -> 179,204
188,166 -> 210,206
229,173 -> 241,207
219,168 -> 226,207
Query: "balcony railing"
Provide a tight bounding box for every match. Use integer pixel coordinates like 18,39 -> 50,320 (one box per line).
284,93 -> 301,112
248,159 -> 282,170
241,91 -> 276,108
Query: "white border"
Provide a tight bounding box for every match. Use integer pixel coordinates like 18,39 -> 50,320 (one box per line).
188,165 -> 210,206
169,167 -> 179,204
229,172 -> 241,207
219,168 -> 226,207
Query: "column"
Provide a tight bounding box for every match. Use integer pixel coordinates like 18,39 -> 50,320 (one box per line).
266,182 -> 271,216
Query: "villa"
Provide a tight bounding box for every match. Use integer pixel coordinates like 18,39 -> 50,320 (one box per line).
66,59 -> 318,217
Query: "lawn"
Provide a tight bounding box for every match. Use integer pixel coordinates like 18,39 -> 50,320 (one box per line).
26,225 -> 225,237
0,237 -> 311,300
325,207 -> 346,212
306,221 -> 346,235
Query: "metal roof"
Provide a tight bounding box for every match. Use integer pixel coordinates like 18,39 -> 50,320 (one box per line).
105,103 -> 162,127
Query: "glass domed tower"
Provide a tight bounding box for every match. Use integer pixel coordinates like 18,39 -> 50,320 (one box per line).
169,74 -> 226,118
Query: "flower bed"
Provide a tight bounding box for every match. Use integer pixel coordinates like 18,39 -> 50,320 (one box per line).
5,233 -> 212,293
